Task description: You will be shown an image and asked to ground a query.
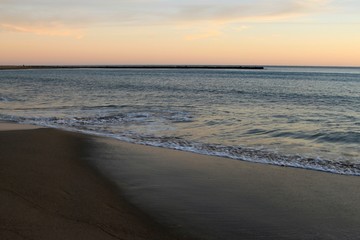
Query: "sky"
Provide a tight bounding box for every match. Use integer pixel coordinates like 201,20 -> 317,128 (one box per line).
0,0 -> 360,66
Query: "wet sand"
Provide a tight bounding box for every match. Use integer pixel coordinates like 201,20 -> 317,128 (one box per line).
0,123 -> 179,240
88,137 -> 360,240
1,122 -> 360,240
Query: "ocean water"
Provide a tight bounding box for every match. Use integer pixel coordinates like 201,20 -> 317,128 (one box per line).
1,66 -> 359,175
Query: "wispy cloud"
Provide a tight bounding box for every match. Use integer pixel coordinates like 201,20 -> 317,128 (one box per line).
0,23 -> 84,39
0,0 -> 331,25
172,0 -> 330,24
0,0 -> 331,37
183,23 -> 250,41
185,27 -> 222,41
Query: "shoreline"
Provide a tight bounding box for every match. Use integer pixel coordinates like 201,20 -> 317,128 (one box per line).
1,122 -> 360,239
3,121 -> 357,177
0,65 -> 264,70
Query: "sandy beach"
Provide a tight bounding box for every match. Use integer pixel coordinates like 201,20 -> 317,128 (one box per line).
87,138 -> 360,240
1,122 -> 360,240
0,123 -> 179,240
2,0 -> 360,238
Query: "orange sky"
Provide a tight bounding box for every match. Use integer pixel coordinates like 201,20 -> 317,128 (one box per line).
1,0 -> 360,66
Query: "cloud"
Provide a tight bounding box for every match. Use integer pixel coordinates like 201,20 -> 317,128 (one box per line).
0,23 -> 84,38
0,0 -> 331,25
0,0 -> 331,37
177,0 -> 328,41
185,27 -> 222,41
183,24 -> 250,41
172,0 -> 330,24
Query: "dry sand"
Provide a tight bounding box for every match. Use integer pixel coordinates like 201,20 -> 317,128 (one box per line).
0,124 -> 180,240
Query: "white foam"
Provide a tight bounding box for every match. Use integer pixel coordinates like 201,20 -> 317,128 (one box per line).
0,97 -> 13,102
2,114 -> 359,176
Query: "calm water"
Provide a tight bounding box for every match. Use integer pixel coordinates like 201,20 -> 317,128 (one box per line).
1,66 -> 360,175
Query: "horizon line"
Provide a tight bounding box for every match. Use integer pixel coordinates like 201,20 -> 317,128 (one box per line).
1,64 -> 360,69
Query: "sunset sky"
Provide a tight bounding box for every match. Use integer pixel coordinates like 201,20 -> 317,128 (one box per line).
1,0 -> 359,66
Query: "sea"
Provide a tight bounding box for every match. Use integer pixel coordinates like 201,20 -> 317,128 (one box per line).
1,66 -> 359,175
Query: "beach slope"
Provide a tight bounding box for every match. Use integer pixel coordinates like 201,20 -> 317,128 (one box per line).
0,124 -> 177,240
88,137 -> 360,240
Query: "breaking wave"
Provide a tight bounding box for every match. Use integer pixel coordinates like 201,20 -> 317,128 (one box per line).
0,96 -> 16,102
1,114 -> 359,176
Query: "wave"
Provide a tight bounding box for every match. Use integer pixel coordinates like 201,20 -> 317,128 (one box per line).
68,111 -> 193,124
0,110 -> 194,126
80,104 -> 128,110
1,114 -> 359,176
132,136 -> 360,176
0,96 -> 16,102
271,131 -> 360,144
